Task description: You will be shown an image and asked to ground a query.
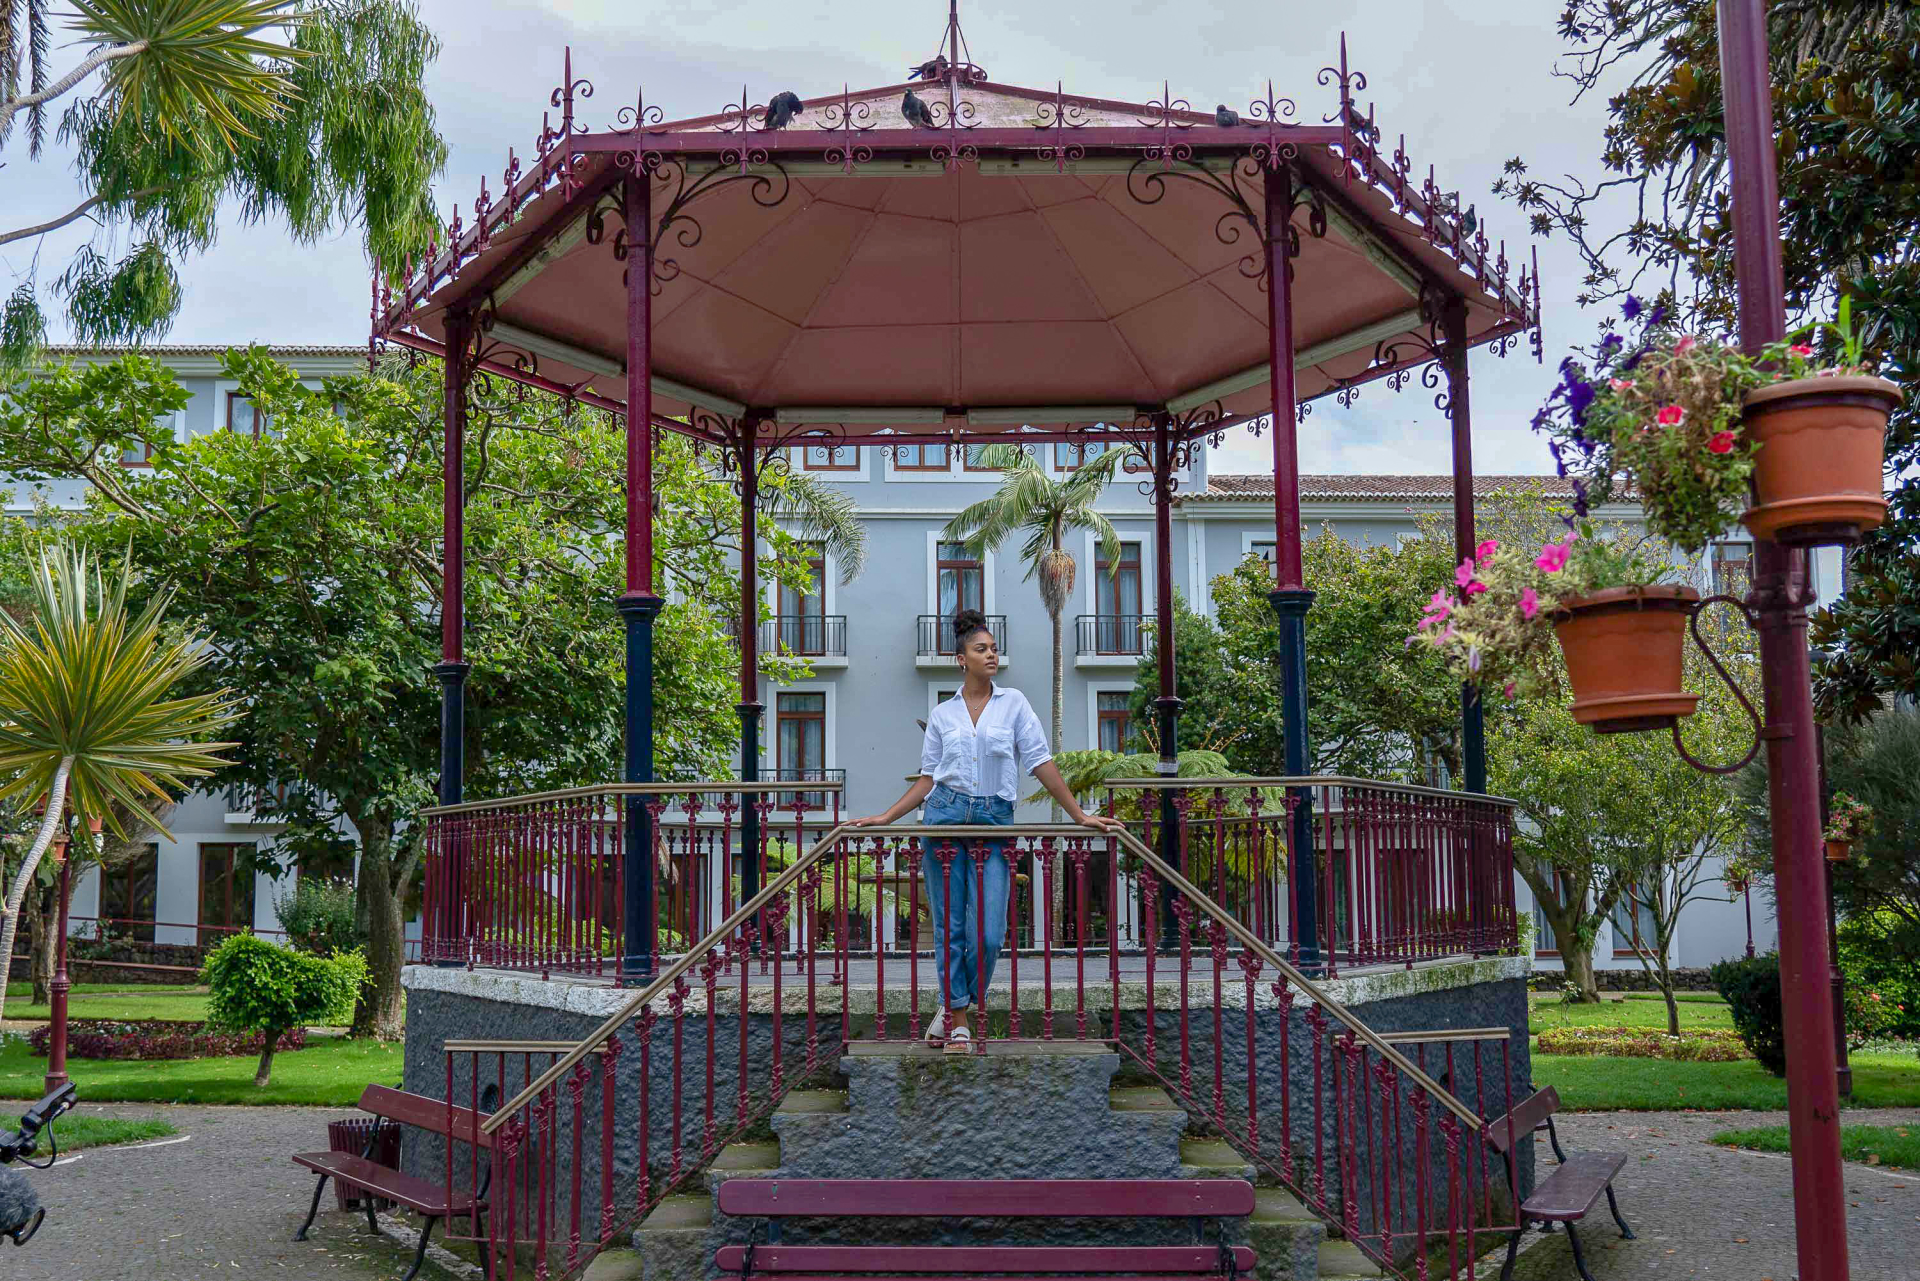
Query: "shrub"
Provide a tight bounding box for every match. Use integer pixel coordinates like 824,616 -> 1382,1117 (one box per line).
25,1018 -> 307,1061
1712,953 -> 1786,1076
1534,1025 -> 1749,1062
1837,909 -> 1920,1040
275,877 -> 362,956
202,932 -> 366,1086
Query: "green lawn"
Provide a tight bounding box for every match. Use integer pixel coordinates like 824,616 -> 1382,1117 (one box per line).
1528,992 -> 1734,1034
4,985 -> 214,1023
1535,1049 -> 1920,1111
1714,1122 -> 1920,1170
27,1114 -> 179,1153
0,1034 -> 402,1106
5,983 -> 202,999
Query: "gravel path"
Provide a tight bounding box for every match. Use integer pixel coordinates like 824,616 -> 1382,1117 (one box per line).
1500,1108 -> 1920,1280
5,1101 -> 439,1281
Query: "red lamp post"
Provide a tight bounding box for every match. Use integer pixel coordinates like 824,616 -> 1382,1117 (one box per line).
1718,0 -> 1850,1276
42,813 -> 101,1095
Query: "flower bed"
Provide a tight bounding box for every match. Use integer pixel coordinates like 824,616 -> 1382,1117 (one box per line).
1536,1025 -> 1749,1062
24,1019 -> 308,1061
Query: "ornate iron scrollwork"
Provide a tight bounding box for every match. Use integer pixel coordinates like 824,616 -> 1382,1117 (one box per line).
1669,594 -> 1765,776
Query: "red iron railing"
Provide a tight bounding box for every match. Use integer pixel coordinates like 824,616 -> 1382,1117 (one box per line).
442,816 -> 1524,1281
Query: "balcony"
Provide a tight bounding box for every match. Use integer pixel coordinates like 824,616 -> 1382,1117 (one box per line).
769,766 -> 847,812
915,614 -> 1009,669
1075,613 -> 1146,666
722,614 -> 849,667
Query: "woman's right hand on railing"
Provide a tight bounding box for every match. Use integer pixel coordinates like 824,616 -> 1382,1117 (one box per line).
846,815 -> 892,828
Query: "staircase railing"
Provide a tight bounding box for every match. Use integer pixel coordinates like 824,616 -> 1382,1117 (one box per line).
444,822 -> 1523,1281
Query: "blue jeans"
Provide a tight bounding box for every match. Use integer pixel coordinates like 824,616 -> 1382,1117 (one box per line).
921,784 -> 1013,1011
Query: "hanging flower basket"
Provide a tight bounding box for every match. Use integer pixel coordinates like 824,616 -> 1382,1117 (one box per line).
1551,586 -> 1702,733
1824,839 -> 1852,862
1823,793 -> 1872,863
1740,375 -> 1901,546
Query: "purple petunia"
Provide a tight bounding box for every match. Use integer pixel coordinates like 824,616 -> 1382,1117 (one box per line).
1622,295 -> 1643,321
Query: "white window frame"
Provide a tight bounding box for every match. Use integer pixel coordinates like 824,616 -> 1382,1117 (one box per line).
1084,681 -> 1138,755
786,443 -> 869,482
880,440 -> 959,482
770,682 -> 837,811
926,531 -> 998,616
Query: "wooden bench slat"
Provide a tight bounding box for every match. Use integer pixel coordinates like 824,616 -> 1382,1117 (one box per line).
714,1245 -> 1256,1273
358,1084 -> 495,1147
717,1179 -> 1255,1219
1485,1085 -> 1560,1155
292,1151 -> 479,1217
729,1274 -> 1235,1281
1520,1152 -> 1629,1223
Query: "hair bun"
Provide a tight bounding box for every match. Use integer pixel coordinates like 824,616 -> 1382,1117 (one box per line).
951,608 -> 990,644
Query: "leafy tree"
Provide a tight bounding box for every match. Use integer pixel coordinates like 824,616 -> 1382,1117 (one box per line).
1,0 -> 444,357
943,444 -> 1131,816
274,875 -> 360,956
1491,0 -> 1920,724
0,349 -> 851,1037
202,930 -> 365,1085
0,543 -> 237,1023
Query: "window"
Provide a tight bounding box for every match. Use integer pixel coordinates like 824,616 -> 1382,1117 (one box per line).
777,542 -> 828,654
1249,541 -> 1276,566
1097,692 -> 1132,753
798,443 -> 859,472
226,392 -> 273,438
1053,441 -> 1109,471
893,442 -> 950,472
1711,541 -> 1753,597
1611,887 -> 1659,956
776,692 -> 828,807
121,439 -> 154,468
99,844 -> 158,942
937,541 -> 984,618
1093,541 -> 1143,654
1533,872 -> 1572,957
198,842 -> 256,947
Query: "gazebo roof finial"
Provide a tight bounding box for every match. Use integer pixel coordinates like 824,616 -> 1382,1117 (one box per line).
912,0 -> 987,85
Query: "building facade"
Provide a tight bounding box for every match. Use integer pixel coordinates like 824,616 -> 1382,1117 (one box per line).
7,345 -> 1835,973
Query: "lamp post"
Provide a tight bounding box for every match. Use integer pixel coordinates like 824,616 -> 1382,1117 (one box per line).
1718,1 -> 1850,1275
42,815 -> 99,1096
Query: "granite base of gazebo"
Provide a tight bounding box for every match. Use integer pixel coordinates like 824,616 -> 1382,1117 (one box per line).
399,955 -> 1531,1278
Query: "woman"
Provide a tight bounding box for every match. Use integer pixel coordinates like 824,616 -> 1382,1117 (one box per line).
850,608 -> 1121,1053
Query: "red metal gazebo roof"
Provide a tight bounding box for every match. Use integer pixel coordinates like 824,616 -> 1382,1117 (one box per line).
373,20 -> 1538,450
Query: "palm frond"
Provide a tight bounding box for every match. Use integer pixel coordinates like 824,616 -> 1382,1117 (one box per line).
766,468 -> 869,583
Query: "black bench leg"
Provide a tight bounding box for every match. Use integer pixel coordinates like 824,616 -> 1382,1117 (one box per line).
1499,1227 -> 1523,1281
399,1216 -> 438,1281
1565,1222 -> 1598,1281
364,1188 -> 380,1235
295,1174 -> 329,1242
1606,1184 -> 1636,1239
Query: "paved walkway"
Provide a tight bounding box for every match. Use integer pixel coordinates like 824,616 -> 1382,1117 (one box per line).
5,1102 -> 432,1281
1501,1108 -> 1920,1280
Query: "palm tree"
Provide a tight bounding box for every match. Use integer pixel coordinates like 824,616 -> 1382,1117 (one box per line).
0,544 -> 237,1022
943,444 -> 1133,815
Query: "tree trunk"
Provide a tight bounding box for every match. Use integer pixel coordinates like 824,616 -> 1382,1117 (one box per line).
1663,979 -> 1681,1037
1527,885 -> 1600,1003
351,817 -> 407,1041
27,884 -> 55,1006
255,1028 -> 280,1087
1560,943 -> 1601,1003
0,757 -> 74,1025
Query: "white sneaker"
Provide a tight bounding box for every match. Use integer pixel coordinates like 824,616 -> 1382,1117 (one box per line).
924,1008 -> 949,1044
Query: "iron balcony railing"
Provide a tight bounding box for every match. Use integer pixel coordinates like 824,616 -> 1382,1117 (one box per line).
1075,612 -> 1147,656
719,615 -> 849,658
916,613 -> 1007,657
769,766 -> 846,811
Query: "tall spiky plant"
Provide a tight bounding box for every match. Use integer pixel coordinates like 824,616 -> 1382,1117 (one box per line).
943,444 -> 1132,816
0,543 -> 237,1022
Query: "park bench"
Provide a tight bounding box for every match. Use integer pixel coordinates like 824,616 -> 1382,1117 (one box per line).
1486,1085 -> 1634,1281
715,1178 -> 1257,1281
292,1084 -> 496,1281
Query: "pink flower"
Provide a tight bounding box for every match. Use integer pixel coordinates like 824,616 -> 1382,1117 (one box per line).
1455,560 -> 1487,595
1608,378 -> 1635,392
1476,539 -> 1499,562
1503,681 -> 1517,701
1708,431 -> 1736,454
1520,587 -> 1539,620
1535,541 -> 1571,573
1790,343 -> 1814,358
1674,336 -> 1698,356
1418,589 -> 1453,630
1655,404 -> 1685,427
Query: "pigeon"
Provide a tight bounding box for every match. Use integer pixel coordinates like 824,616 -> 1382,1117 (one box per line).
909,56 -> 948,81
1215,104 -> 1242,127
1461,203 -> 1479,236
902,89 -> 938,129
764,91 -> 804,130
0,1166 -> 41,1246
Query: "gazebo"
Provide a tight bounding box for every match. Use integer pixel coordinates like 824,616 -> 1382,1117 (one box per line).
379,6 -> 1538,982
379,12 -> 1549,1281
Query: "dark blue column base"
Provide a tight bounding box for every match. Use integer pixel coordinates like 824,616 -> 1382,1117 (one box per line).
618,593 -> 664,984
738,701 -> 764,951
1152,695 -> 1184,951
432,660 -> 470,967
1267,588 -> 1321,974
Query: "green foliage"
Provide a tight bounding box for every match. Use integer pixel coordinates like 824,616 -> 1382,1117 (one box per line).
1534,1025 -> 1749,1061
0,1028 -> 402,1105
1712,953 -> 1787,1077
1533,1050 -> 1920,1112
2,0 -> 445,352
274,876 -> 362,956
1714,1123 -> 1920,1170
1825,793 -> 1874,845
20,1114 -> 176,1153
1837,909 -> 1920,1040
201,931 -> 365,1084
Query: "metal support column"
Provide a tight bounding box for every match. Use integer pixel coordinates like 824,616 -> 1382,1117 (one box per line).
737,430 -> 764,928
1720,1 -> 1849,1275
1263,165 -> 1319,971
1443,298 -> 1486,793
1150,412 -> 1182,950
620,172 -> 662,983
434,308 -> 472,965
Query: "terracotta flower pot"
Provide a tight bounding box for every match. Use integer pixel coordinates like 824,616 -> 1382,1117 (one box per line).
1825,839 -> 1851,862
1740,375 -> 1902,546
1551,586 -> 1701,733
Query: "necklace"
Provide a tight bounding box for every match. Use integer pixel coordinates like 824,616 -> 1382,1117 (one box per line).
964,689 -> 990,719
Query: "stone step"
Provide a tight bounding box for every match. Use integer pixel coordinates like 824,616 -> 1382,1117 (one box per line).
1316,1238 -> 1383,1279
702,1140 -> 781,1195
1179,1137 -> 1257,1182
630,1194 -> 711,1281
1109,1085 -> 1181,1112
1248,1188 -> 1328,1281
777,1088 -> 848,1115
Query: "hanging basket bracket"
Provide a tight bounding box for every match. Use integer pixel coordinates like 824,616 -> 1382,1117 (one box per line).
1670,593 -> 1764,775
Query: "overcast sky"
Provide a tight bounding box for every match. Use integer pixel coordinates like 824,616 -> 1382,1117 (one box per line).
4,0 -> 1623,478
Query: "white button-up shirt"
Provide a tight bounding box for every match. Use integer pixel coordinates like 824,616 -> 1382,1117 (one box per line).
919,684 -> 1053,804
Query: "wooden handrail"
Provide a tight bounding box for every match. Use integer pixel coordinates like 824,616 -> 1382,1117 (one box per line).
1098,774 -> 1518,808
420,778 -> 845,819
